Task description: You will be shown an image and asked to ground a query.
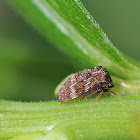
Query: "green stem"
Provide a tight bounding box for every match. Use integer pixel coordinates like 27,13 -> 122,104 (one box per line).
112,76 -> 140,94
0,94 -> 140,140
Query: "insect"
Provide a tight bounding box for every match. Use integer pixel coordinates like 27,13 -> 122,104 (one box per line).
58,66 -> 120,103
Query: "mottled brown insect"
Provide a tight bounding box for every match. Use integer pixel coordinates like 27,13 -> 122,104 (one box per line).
58,66 -> 120,103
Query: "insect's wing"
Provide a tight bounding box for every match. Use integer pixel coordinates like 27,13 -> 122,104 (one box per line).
58,69 -> 99,102
58,73 -> 81,102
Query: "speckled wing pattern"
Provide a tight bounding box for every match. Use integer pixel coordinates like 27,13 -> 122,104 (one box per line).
58,66 -> 113,102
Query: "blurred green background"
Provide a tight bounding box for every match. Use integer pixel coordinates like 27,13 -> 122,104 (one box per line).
0,0 -> 140,102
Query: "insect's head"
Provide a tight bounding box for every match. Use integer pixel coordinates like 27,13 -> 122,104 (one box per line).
101,80 -> 114,89
101,72 -> 114,89
108,81 -> 114,88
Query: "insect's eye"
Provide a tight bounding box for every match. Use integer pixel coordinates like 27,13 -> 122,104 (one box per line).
101,84 -> 107,88
100,82 -> 108,88
108,82 -> 114,87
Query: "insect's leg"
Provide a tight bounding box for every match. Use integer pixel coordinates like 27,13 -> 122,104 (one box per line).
96,90 -> 104,104
108,89 -> 122,97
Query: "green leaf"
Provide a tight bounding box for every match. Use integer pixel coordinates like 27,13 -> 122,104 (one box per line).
8,0 -> 140,80
2,0 -> 140,139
